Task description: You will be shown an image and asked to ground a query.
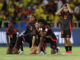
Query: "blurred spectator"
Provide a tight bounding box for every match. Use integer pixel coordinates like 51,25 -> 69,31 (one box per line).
56,0 -> 63,11
74,5 -> 80,14
74,5 -> 80,21
42,0 -> 48,6
0,0 -> 79,28
0,17 -> 2,28
2,0 -> 8,11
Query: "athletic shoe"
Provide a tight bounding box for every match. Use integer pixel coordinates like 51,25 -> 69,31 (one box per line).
56,47 -> 61,54
19,51 -> 24,55
40,51 -> 45,55
65,51 -> 72,54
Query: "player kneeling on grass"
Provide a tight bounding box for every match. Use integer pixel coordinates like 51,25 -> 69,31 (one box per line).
30,22 -> 41,54
6,21 -> 18,54
38,19 -> 60,54
56,4 -> 73,54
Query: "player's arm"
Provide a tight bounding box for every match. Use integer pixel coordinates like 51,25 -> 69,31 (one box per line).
56,6 -> 64,15
6,34 -> 9,47
38,36 -> 44,48
67,4 -> 73,13
14,32 -> 19,47
32,29 -> 36,47
6,29 -> 9,47
38,29 -> 47,48
14,29 -> 19,47
32,36 -> 36,47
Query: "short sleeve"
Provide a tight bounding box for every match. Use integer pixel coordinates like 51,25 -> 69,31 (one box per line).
6,28 -> 9,35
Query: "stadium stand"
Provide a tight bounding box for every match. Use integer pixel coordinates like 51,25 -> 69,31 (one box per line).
0,0 -> 80,28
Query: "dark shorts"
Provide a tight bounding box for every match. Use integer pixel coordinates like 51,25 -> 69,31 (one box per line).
61,29 -> 72,38
24,36 -> 32,48
17,36 -> 32,48
45,37 -> 57,49
17,37 -> 23,49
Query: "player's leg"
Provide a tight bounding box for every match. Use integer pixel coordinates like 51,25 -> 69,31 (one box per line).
25,36 -> 32,48
7,43 -> 14,54
7,47 -> 13,54
66,30 -> 72,53
19,41 -> 24,55
62,30 -> 69,53
40,42 -> 47,54
49,33 -> 60,54
64,30 -> 72,54
51,49 -> 56,54
17,37 -> 23,52
39,38 -> 47,54
67,37 -> 72,52
64,38 -> 69,52
50,39 -> 57,54
30,46 -> 37,54
12,43 -> 18,54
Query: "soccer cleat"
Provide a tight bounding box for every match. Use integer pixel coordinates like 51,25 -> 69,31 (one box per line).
40,51 -> 45,55
68,51 -> 72,54
56,47 -> 61,54
65,51 -> 72,54
19,51 -> 24,55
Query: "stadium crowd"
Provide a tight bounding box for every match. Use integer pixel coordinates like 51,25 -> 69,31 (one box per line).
0,0 -> 80,28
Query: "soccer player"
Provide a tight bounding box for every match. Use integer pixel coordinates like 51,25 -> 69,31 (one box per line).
30,22 -> 41,54
30,21 -> 47,54
38,19 -> 60,54
17,15 -> 37,55
56,4 -> 73,54
21,14 -> 36,48
6,21 -> 18,54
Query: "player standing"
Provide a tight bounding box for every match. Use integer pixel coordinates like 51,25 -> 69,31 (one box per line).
56,4 -> 73,54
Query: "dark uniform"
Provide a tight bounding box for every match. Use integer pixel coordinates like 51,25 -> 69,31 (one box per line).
33,28 -> 40,46
6,28 -> 18,48
18,22 -> 35,48
40,25 -> 57,49
61,11 -> 73,38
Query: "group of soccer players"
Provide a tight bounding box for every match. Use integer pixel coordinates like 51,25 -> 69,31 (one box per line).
6,4 -> 73,55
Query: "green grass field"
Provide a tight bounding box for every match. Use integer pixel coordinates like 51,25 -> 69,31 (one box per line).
0,47 -> 80,60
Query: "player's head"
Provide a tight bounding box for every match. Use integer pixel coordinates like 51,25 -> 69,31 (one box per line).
38,19 -> 46,28
8,21 -> 14,28
35,22 -> 39,28
63,4 -> 69,12
30,14 -> 36,22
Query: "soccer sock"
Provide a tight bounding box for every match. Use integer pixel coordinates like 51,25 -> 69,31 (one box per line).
41,47 -> 44,52
65,46 -> 68,52
21,47 -> 23,51
21,45 -> 23,51
68,46 -> 72,51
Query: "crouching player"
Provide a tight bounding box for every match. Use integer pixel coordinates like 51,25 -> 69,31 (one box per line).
6,21 -> 18,54
30,22 -> 41,54
38,19 -> 60,54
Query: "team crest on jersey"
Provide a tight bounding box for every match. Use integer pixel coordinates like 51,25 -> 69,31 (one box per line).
64,15 -> 67,20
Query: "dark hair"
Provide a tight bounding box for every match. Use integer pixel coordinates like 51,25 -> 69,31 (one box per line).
38,18 -> 47,25
64,3 -> 68,7
31,14 -> 37,21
